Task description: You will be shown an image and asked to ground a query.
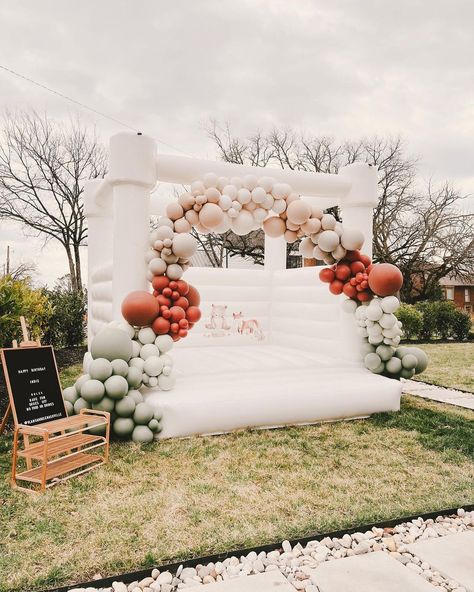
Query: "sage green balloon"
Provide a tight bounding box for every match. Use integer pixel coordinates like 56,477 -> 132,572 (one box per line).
64,400 -> 74,415
133,402 -> 154,425
90,327 -> 132,362
148,418 -> 160,432
395,346 -> 411,359
143,355 -> 164,377
104,375 -> 129,400
409,347 -> 429,374
132,425 -> 154,443
138,327 -> 156,345
360,342 -> 376,357
386,357 -> 402,374
80,379 -> 105,403
128,389 -> 144,404
376,345 -> 395,362
401,354 -> 418,370
63,386 -> 79,404
371,362 -> 385,375
89,424 -> 106,436
400,367 -> 415,379
126,366 -> 143,388
74,397 -> 91,413
140,343 -> 160,360
93,396 -> 115,413
153,408 -> 163,421
111,358 -> 129,377
89,358 -> 113,382
115,395 -> 136,417
74,373 -> 90,393
365,352 -> 382,371
113,417 -> 135,437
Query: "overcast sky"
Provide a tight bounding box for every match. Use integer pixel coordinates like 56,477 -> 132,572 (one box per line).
0,0 -> 473,286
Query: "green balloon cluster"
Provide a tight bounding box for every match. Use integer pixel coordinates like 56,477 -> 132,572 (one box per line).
363,344 -> 428,380
63,325 -> 165,442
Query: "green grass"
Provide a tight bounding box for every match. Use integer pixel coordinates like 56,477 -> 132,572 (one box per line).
0,393 -> 473,592
414,342 -> 474,392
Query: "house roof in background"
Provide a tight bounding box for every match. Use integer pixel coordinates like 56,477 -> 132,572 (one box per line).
439,276 -> 474,287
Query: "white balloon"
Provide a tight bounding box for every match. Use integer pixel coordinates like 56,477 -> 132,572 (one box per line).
222,184 -> 238,200
148,258 -> 167,275
366,305 -> 383,321
272,183 -> 291,199
321,213 -> 337,230
262,194 -> 274,210
155,334 -> 174,353
341,227 -> 365,251
231,210 -> 254,235
341,298 -> 358,314
203,172 -> 219,188
258,177 -> 275,192
379,313 -> 397,329
140,343 -> 160,360
317,230 -> 340,252
272,199 -> 287,214
253,207 -> 267,222
381,296 -> 400,314
218,195 -> 232,211
166,263 -> 184,280
232,200 -> 242,212
251,187 -> 266,203
143,355 -> 164,377
237,188 -> 251,204
228,207 -> 238,219
299,237 -> 315,258
190,180 -> 205,194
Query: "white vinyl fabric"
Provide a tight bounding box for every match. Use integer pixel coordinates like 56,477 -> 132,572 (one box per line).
145,266 -> 402,438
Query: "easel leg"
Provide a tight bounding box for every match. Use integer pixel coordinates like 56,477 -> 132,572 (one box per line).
0,403 -> 11,435
11,427 -> 19,488
23,434 -> 32,470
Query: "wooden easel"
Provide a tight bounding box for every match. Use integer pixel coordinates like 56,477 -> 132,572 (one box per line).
0,316 -> 40,434
1,317 -> 111,493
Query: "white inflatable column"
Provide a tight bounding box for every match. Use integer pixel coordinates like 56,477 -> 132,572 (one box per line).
338,163 -> 378,259
264,235 -> 286,271
338,163 -> 379,361
108,132 -> 158,320
84,179 -> 114,344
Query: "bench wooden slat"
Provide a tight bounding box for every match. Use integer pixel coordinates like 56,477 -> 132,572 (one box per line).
15,452 -> 104,484
17,433 -> 105,460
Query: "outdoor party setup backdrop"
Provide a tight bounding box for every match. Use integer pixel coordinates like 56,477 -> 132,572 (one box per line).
64,132 -> 428,442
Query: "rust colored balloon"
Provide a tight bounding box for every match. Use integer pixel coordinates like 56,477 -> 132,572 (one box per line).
176,280 -> 189,295
151,316 -> 171,335
121,291 -> 159,326
319,268 -> 335,283
152,276 -> 170,292
329,280 -> 344,295
350,261 -> 365,274
186,306 -> 201,323
359,254 -> 372,267
345,250 -> 361,262
187,284 -> 201,307
357,291 -> 372,302
343,283 -> 357,299
174,296 -> 189,310
170,306 -> 186,322
368,263 -> 403,297
157,294 -> 172,307
335,264 -> 351,281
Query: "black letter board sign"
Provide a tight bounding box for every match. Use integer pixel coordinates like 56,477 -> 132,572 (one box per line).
1,346 -> 67,426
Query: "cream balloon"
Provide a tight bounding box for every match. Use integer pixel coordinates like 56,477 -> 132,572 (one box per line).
232,210 -> 254,235
171,233 -> 198,259
317,230 -> 340,252
263,216 -> 286,237
166,202 -> 184,221
299,237 -> 315,258
205,187 -> 220,203
341,227 -> 365,251
286,200 -> 312,225
173,217 -> 192,233
199,203 -> 224,229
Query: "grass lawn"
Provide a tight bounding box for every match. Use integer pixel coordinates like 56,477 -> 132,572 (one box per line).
414,342 -> 474,393
0,379 -> 473,592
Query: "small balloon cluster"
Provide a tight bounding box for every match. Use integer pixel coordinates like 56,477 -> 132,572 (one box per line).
64,323 -> 175,442
318,250 -> 373,301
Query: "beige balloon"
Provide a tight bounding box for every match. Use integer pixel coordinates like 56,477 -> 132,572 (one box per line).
199,203 -> 224,229
166,202 -> 184,221
174,217 -> 192,233
263,216 -> 286,237
286,200 -> 312,225
284,229 -> 298,243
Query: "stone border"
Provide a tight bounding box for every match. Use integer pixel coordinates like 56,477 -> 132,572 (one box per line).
45,504 -> 474,592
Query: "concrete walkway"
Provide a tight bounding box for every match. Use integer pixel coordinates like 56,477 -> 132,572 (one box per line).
403,379 -> 474,410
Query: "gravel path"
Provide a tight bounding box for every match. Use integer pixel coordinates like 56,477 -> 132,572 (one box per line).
70,509 -> 473,592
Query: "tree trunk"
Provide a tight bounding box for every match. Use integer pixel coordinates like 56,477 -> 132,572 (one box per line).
73,243 -> 83,292
65,243 -> 78,291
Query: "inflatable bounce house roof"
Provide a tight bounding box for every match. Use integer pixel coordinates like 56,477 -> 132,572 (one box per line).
72,133 -> 427,441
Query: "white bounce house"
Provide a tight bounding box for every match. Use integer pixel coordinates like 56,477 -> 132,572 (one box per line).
84,133 -> 402,439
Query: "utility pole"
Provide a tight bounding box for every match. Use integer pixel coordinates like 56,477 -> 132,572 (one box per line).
6,245 -> 10,275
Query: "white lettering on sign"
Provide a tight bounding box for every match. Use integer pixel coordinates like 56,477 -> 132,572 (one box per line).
31,367 -> 46,372
18,369 -> 28,374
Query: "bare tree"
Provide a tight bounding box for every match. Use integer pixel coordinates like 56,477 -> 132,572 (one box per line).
208,123 -> 474,302
191,228 -> 264,268
0,111 -> 107,291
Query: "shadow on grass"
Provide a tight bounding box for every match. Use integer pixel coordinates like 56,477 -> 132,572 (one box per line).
372,397 -> 474,459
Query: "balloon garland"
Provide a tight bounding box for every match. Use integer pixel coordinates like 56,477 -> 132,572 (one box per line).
66,173 -> 427,442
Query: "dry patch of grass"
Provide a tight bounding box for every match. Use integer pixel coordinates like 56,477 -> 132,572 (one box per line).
0,395 -> 473,592
414,342 -> 474,392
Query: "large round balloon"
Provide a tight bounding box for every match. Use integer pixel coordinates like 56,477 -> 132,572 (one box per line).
121,291 -> 160,326
90,328 -> 132,362
368,263 -> 403,297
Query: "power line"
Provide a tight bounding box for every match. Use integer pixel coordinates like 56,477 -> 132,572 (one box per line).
0,63 -> 190,155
